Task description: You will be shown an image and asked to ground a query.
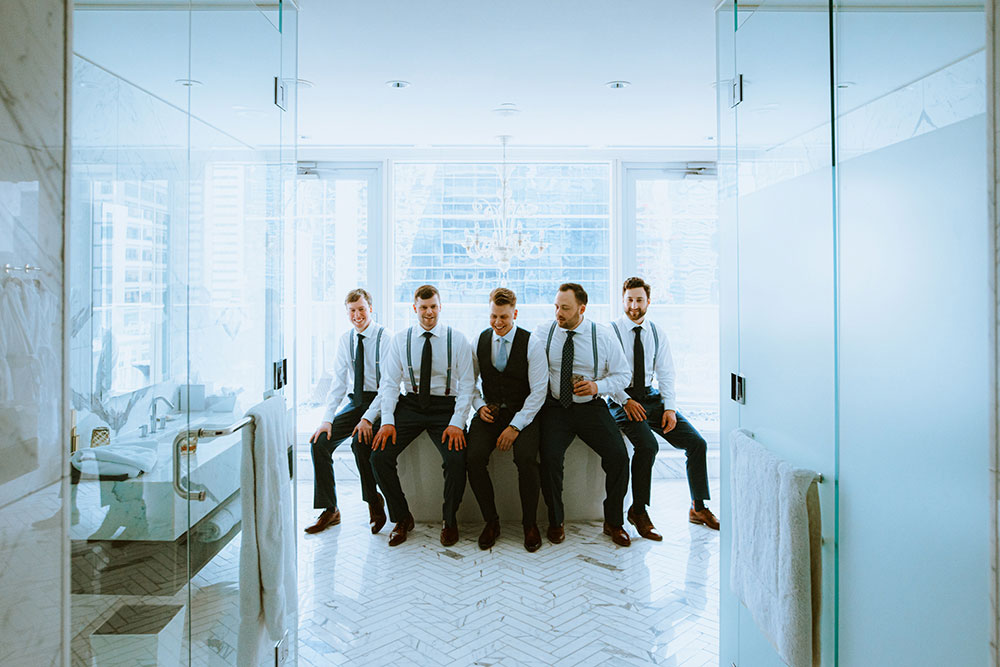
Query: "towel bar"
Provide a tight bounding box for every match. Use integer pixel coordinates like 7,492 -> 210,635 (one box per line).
173,416 -> 254,501
743,430 -> 824,484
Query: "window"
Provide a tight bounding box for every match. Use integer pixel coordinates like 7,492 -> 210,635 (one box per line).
624,166 -> 720,445
392,163 -> 612,340
125,248 -> 138,260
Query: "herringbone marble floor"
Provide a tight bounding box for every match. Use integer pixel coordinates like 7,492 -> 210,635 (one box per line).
70,456 -> 719,666
297,468 -> 720,666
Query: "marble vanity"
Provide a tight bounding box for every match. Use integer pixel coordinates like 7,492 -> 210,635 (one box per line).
71,411 -> 243,542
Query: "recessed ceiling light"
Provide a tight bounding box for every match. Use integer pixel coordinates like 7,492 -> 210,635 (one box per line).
175,78 -> 203,87
492,102 -> 520,117
385,80 -> 410,89
606,80 -> 630,89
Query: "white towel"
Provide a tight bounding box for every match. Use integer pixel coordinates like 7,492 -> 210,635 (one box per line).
70,444 -> 158,478
730,428 -> 822,667
195,491 -> 241,542
237,396 -> 296,667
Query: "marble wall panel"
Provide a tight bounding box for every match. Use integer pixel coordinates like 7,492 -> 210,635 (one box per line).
0,482 -> 65,665
0,0 -> 67,509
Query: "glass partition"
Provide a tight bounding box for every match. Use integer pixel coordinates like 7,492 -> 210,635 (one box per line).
69,2 -> 295,665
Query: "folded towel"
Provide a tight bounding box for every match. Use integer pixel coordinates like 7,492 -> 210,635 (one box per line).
730,428 -> 822,667
238,396 -> 296,666
196,492 -> 241,542
70,444 -> 158,479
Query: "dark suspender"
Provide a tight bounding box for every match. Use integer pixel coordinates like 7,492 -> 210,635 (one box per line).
406,325 -> 452,396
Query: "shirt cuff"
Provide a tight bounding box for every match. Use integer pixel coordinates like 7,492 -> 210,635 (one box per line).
473,396 -> 486,411
594,379 -> 610,395
448,416 -> 466,430
361,405 -> 379,423
662,400 -> 676,413
321,408 -> 335,423
509,414 -> 529,432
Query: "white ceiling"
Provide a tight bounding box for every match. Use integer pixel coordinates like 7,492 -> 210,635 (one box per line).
295,0 -> 720,150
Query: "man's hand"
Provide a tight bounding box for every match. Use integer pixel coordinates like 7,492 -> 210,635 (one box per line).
310,421 -> 332,444
477,406 -> 496,423
372,424 -> 396,451
496,426 -> 520,452
352,418 -> 374,445
573,379 -> 599,396
661,409 -> 677,433
442,425 -> 466,451
622,399 -> 647,422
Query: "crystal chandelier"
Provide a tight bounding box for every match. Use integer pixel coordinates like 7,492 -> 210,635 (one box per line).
463,135 -> 545,278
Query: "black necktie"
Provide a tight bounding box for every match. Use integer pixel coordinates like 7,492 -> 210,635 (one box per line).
632,326 -> 645,395
559,331 -> 576,408
353,332 -> 365,399
419,331 -> 433,408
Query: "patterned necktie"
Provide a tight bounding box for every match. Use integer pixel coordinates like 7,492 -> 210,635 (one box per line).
559,331 -> 576,407
353,332 -> 365,399
496,337 -> 508,372
632,326 -> 645,394
419,331 -> 433,408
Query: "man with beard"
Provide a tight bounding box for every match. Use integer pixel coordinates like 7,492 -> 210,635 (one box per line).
370,284 -> 475,547
608,277 -> 718,536
535,283 -> 633,547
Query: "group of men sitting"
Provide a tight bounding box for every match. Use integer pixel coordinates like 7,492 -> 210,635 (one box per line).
305,278 -> 719,552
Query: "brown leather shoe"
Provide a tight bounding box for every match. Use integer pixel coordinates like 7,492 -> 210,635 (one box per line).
440,522 -> 459,547
388,513 -> 415,546
523,524 -> 542,553
627,507 -> 663,541
603,523 -> 632,547
369,494 -> 387,534
477,519 -> 500,550
546,523 -> 565,544
304,508 -> 341,534
689,506 -> 720,531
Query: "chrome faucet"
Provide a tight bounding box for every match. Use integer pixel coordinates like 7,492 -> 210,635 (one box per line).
149,396 -> 175,434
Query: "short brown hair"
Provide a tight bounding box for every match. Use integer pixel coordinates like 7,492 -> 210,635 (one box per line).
413,284 -> 440,302
489,287 -> 517,307
622,277 -> 651,298
344,288 -> 373,307
558,282 -> 588,305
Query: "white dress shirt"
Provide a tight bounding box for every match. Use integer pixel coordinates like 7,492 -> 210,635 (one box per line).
532,316 -> 629,404
609,315 -> 677,411
321,322 -> 392,424
377,322 -> 475,429
471,328 -> 549,431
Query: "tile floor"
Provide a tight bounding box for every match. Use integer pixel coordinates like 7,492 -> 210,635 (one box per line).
71,455 -> 720,666
296,457 -> 720,666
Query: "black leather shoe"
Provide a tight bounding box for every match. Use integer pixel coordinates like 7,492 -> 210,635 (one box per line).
304,508 -> 340,534
546,523 -> 565,544
369,494 -> 387,534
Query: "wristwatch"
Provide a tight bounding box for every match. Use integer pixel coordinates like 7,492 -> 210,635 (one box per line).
509,425 -> 520,433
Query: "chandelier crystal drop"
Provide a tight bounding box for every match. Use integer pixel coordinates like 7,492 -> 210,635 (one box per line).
462,135 -> 545,278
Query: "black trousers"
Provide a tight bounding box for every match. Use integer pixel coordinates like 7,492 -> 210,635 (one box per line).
311,392 -> 381,510
538,398 -> 630,527
609,395 -> 710,507
370,394 -> 467,525
466,408 -> 541,526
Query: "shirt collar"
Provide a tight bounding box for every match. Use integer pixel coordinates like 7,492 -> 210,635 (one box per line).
355,321 -> 374,338
418,322 -> 443,337
493,328 -> 515,344
560,315 -> 586,333
620,315 -> 645,331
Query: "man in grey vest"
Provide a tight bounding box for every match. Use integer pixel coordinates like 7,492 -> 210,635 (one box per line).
305,288 -> 390,535
467,288 -> 548,552
608,277 -> 718,535
371,284 -> 475,547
